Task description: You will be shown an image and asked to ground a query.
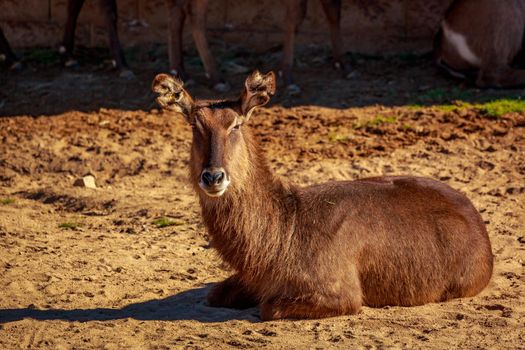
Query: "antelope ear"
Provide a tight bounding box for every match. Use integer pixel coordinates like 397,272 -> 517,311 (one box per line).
240,70 -> 276,120
152,73 -> 195,123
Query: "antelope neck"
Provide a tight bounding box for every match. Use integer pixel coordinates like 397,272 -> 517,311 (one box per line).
198,137 -> 298,275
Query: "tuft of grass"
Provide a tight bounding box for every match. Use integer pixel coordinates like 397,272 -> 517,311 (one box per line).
1,198 -> 15,205
435,99 -> 524,118
475,99 -> 525,118
407,98 -> 525,118
370,115 -> 397,125
58,222 -> 82,230
354,115 -> 396,129
153,217 -> 183,228
434,104 -> 462,113
328,133 -> 350,143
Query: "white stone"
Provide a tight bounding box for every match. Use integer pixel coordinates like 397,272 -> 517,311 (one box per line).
74,175 -> 97,189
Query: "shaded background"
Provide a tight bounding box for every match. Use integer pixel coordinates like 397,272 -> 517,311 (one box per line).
1,0 -> 453,54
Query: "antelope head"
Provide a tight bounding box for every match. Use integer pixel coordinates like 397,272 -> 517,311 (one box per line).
152,71 -> 276,197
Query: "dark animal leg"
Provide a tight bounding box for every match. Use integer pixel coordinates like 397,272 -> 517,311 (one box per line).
0,27 -> 22,70
319,0 -> 352,78
166,0 -> 191,82
260,294 -> 361,321
61,0 -> 85,67
98,0 -> 133,78
189,0 -> 229,91
207,275 -> 258,309
281,0 -> 307,95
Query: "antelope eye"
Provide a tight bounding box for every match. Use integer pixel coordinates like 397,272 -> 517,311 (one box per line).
231,124 -> 241,131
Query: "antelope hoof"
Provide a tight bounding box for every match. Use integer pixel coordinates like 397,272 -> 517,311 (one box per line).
343,70 -> 357,80
9,61 -> 24,72
334,61 -> 355,80
213,81 -> 231,93
259,305 -> 278,321
206,280 -> 258,309
119,69 -> 136,80
285,84 -> 301,96
64,59 -> 79,68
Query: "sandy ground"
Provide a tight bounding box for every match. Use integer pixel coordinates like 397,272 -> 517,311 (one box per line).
1,45 -> 525,349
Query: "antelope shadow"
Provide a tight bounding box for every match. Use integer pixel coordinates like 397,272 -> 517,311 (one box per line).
0,284 -> 260,324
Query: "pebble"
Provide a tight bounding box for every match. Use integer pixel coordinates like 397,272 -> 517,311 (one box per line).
73,175 -> 97,189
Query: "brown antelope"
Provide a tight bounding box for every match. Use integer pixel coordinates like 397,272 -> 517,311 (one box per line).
0,27 -> 22,71
60,0 -> 133,78
62,1 -> 349,90
59,0 -> 228,88
168,0 -> 350,95
434,0 -> 525,88
152,70 -> 493,320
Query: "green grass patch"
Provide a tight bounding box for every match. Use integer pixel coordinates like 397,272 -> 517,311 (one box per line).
406,98 -> 525,118
475,99 -> 525,118
58,222 -> 82,230
328,132 -> 350,143
0,198 -> 15,205
153,217 -> 184,228
354,115 -> 397,129
434,104 -> 462,113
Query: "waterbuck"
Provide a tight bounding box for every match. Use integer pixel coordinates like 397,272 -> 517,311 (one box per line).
434,0 -> 525,88
60,0 -> 133,78
152,71 -> 493,320
165,0 -> 350,94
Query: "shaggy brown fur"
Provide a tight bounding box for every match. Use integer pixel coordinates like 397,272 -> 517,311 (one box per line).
152,71 -> 493,320
435,0 -> 525,88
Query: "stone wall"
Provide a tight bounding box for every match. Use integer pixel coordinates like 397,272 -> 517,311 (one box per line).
0,0 -> 454,54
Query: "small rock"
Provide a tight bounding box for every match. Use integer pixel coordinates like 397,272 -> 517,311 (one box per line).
441,132 -> 452,141
483,145 -> 497,153
492,127 -> 508,136
476,161 -> 495,171
119,69 -> 136,80
74,175 -> 97,189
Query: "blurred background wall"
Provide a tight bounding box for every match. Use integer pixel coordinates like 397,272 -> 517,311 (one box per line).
0,0 -> 454,54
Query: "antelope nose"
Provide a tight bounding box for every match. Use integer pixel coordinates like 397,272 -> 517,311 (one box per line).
201,168 -> 226,187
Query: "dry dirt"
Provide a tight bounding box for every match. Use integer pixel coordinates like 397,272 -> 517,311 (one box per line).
0,46 -> 524,349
